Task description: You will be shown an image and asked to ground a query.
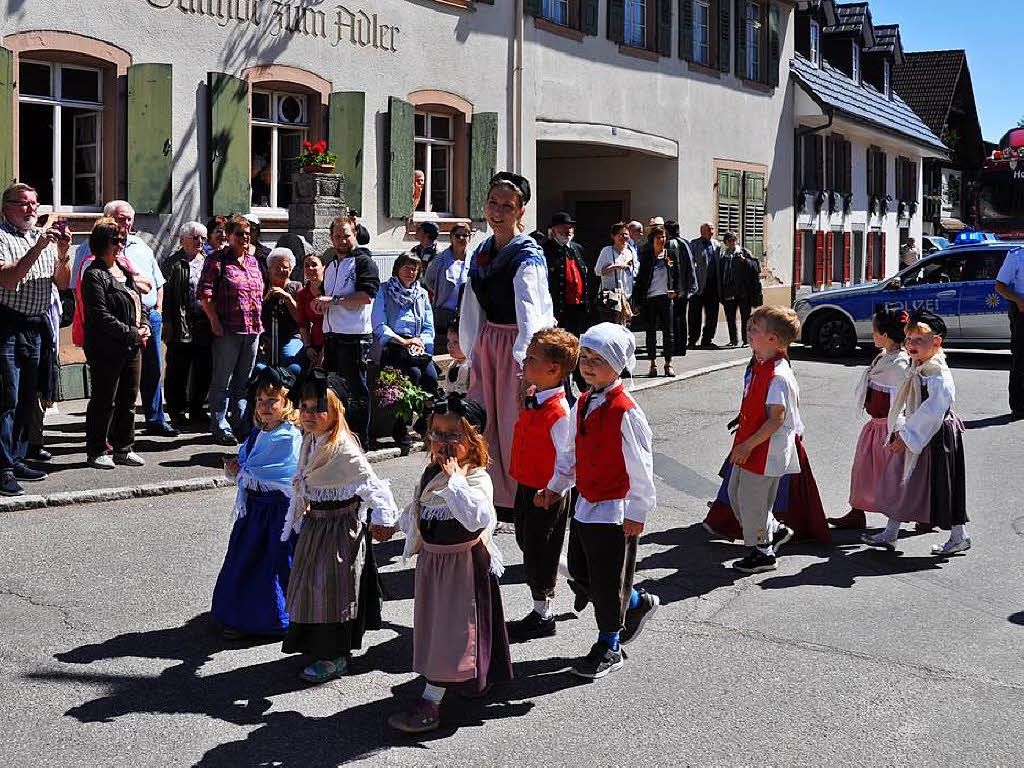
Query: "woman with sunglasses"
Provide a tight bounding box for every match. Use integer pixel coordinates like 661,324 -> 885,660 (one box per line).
80,217 -> 151,469
422,222 -> 472,354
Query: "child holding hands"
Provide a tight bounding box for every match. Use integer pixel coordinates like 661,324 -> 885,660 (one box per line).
540,322 -> 659,679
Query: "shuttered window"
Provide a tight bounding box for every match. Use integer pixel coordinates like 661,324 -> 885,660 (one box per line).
717,167 -> 766,260
208,71 -> 251,216
251,89 -> 308,211
328,91 -> 365,215
693,0 -> 712,64
0,47 -> 15,191
743,171 -> 765,259
127,63 -> 173,215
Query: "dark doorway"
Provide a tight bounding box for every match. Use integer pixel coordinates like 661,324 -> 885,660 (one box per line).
565,196 -> 628,271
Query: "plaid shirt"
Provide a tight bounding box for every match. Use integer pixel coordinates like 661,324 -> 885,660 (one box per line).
0,218 -> 59,316
197,248 -> 263,335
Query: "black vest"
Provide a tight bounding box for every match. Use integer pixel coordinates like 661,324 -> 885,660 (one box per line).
470,243 -> 520,325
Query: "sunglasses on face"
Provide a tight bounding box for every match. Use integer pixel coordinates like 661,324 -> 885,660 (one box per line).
453,233 -> 470,240
428,430 -> 465,444
113,237 -> 127,245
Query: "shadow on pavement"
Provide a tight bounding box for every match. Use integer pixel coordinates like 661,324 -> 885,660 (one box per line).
1008,611 -> 1024,626
962,413 -> 1022,429
758,544 -> 946,590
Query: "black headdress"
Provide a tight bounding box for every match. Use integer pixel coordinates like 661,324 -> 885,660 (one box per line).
246,365 -> 296,402
290,367 -> 349,412
489,171 -> 532,206
428,392 -> 486,431
906,308 -> 947,338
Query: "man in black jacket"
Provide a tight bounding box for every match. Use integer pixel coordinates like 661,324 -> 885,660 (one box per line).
542,212 -> 590,338
718,231 -> 763,347
689,222 -> 721,348
665,220 -> 695,356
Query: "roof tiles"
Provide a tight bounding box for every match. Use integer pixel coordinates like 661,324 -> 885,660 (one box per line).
892,50 -> 966,136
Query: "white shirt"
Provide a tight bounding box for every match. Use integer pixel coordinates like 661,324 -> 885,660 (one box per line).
322,256 -> 372,335
459,253 -> 554,368
547,380 -> 656,524
997,246 -> 1024,294
898,368 -> 956,455
595,246 -> 638,298
763,361 -> 803,476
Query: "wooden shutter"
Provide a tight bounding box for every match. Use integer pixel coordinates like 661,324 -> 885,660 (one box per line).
680,0 -> 694,60
843,231 -> 851,283
716,169 -> 741,237
582,0 -> 600,35
843,139 -> 852,194
767,2 -> 781,86
386,96 -> 414,219
524,0 -> 542,16
207,71 -> 250,215
865,232 -> 874,280
0,47 -> 14,189
742,171 -> 765,259
128,64 -> 173,215
879,231 -> 887,279
608,0 -> 626,43
719,0 -> 731,72
658,0 -> 673,56
866,147 -> 874,197
734,0 -> 746,77
824,230 -> 832,284
880,151 -> 888,200
793,229 -> 802,285
814,231 -> 825,286
813,134 -> 824,190
469,112 -> 498,221
328,91 -> 364,215
825,135 -> 834,191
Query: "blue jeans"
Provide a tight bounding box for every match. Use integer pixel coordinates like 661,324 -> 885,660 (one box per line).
209,332 -> 259,436
140,308 -> 166,425
0,320 -> 41,473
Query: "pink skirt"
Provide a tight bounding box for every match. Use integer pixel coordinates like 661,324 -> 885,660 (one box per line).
468,322 -> 522,509
849,418 -> 902,513
413,537 -> 480,683
873,444 -> 932,523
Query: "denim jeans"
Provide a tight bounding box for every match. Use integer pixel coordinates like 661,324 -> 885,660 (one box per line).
0,320 -> 41,473
140,308 -> 167,425
208,332 -> 259,436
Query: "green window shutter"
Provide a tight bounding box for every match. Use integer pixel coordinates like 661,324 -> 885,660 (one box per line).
716,169 -> 741,237
608,0 -> 626,43
469,112 -> 498,221
387,96 -> 414,219
767,2 -> 781,86
127,63 -> 173,215
328,91 -> 364,214
734,0 -> 746,78
207,72 -> 250,215
658,0 -> 673,55
524,0 -> 541,16
679,0 -> 693,60
718,0 -> 731,72
582,0 -> 600,35
0,47 -> 13,189
743,171 -> 765,259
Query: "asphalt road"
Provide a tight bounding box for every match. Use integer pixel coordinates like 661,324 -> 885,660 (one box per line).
1,349 -> 1021,767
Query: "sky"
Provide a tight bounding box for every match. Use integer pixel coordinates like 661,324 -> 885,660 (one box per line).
868,0 -> 1016,141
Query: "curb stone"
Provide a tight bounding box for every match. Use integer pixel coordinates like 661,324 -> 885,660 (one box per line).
0,358 -> 746,515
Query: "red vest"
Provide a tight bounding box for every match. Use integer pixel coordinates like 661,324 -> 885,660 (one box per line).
732,356 -> 782,475
575,385 -> 634,502
509,391 -> 567,489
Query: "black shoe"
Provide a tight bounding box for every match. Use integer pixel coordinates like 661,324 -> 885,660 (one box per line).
734,549 -> 777,574
189,410 -> 211,426
0,472 -> 24,497
771,524 -> 795,553
567,578 -> 589,613
214,432 -> 237,446
724,341 -> 739,348
168,412 -> 189,430
699,342 -> 718,349
571,640 -> 624,680
914,523 -> 936,533
619,590 -> 660,646
26,446 -> 52,462
13,463 -> 47,482
506,611 -> 556,642
145,422 -> 180,437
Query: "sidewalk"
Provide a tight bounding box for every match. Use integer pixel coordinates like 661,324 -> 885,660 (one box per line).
0,324 -> 746,513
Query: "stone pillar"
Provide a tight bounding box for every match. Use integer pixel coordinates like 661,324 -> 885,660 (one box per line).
287,172 -> 348,254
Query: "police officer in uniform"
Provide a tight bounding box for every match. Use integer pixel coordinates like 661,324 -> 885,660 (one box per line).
995,245 -> 1024,418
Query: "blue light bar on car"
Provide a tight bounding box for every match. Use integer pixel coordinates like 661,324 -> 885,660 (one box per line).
954,231 -> 993,243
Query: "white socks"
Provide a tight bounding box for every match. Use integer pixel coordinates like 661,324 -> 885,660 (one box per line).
534,598 -> 553,620
951,524 -> 968,543
422,683 -> 445,705
876,519 -> 902,542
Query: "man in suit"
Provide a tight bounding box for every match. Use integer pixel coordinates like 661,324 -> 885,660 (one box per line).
666,220 -> 695,356
689,222 -> 721,348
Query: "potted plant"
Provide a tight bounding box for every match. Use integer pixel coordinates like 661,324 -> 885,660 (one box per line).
296,140 -> 337,174
371,367 -> 431,441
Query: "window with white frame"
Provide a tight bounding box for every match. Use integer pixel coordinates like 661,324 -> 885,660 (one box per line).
852,43 -> 861,84
250,89 -> 308,210
414,112 -> 454,216
693,0 -> 711,65
883,60 -> 891,99
809,21 -> 820,66
745,2 -> 761,80
624,0 -> 647,48
18,60 -> 103,210
542,0 -> 570,25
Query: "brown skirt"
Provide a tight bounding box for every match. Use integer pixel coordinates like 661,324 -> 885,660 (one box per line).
285,501 -> 363,624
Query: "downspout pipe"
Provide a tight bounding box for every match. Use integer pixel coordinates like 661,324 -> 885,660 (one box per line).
514,0 -> 524,175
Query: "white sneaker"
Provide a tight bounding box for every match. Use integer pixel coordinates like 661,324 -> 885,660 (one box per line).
113,451 -> 146,467
931,537 -> 971,556
88,454 -> 116,470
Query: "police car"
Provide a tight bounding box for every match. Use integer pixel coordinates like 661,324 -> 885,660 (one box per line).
794,233 -> 1019,356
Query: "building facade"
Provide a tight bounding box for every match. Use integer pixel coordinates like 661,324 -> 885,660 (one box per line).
1,0 -> 799,311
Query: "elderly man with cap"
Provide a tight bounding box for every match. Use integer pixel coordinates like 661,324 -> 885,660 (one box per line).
412,220 -> 440,270
543,211 -> 590,340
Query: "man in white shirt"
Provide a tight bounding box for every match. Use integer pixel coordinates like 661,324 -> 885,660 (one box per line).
995,246 -> 1024,416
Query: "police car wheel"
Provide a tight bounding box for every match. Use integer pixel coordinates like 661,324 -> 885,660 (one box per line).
813,314 -> 856,357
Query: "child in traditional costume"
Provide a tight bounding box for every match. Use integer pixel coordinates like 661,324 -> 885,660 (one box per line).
506,328 -> 578,642
385,393 -> 512,734
829,308 -> 911,530
442,317 -> 470,395
862,309 -> 970,555
212,366 -> 303,640
281,368 -> 399,683
540,323 -> 659,679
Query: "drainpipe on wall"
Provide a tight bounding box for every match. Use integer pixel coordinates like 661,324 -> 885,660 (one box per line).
791,107 -> 834,304
513,0 -> 524,174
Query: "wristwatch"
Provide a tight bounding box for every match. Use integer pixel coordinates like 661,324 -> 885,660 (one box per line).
332,295 -> 341,306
